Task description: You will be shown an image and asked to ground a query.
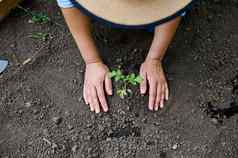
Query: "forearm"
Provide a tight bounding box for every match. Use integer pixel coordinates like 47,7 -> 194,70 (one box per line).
61,8 -> 101,64
147,16 -> 181,61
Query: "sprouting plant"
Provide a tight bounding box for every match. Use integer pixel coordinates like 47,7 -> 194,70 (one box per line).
29,32 -> 49,41
109,69 -> 143,99
16,5 -> 50,24
31,12 -> 50,23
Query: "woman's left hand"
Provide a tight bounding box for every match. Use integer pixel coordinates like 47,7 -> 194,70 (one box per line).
140,58 -> 169,111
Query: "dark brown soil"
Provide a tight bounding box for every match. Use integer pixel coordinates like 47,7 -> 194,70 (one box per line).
1,0 -> 238,157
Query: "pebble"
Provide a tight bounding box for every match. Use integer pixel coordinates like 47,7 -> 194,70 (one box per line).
52,143 -> 58,149
67,124 -> 73,130
106,137 -> 112,141
32,109 -> 39,115
72,145 -> 78,153
211,118 -> 219,125
172,143 -> 178,150
85,135 -> 91,141
28,19 -> 34,23
25,102 -> 32,108
72,135 -> 78,142
52,117 -> 62,125
18,110 -> 23,114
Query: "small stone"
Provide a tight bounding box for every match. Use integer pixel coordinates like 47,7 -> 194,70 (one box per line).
133,48 -> 138,53
67,124 -> 73,130
211,118 -> 219,125
64,110 -> 70,117
52,143 -> 58,149
116,58 -> 122,63
72,135 -> 78,142
172,144 -> 178,150
28,19 -> 34,23
25,102 -> 32,108
142,118 -> 147,123
52,117 -> 62,125
18,109 -> 23,114
39,113 -> 45,120
106,137 -> 112,141
72,145 -> 78,152
32,109 -> 39,114
85,135 -> 91,141
10,44 -> 15,48
87,147 -> 93,153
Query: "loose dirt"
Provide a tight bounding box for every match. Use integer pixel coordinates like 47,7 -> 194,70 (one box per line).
0,0 -> 238,157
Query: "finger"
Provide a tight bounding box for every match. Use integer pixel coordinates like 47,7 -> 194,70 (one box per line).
91,86 -> 100,113
155,84 -> 162,111
83,83 -> 89,105
96,84 -> 109,112
87,88 -> 94,112
165,83 -> 169,100
148,80 -> 157,111
105,74 -> 113,95
160,86 -> 165,108
140,68 -> 147,94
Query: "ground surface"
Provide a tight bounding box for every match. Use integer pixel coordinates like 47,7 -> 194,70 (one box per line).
0,0 -> 238,157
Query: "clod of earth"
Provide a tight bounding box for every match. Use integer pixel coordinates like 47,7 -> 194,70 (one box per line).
67,124 -> 73,130
24,102 -> 32,108
52,116 -> 62,125
72,145 -> 78,153
206,102 -> 238,123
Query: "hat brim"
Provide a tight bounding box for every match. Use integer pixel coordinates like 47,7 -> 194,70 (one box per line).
74,0 -> 196,29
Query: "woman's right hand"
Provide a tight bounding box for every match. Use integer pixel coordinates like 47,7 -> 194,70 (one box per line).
83,62 -> 112,113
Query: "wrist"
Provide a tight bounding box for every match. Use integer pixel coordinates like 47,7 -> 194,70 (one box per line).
85,59 -> 103,65
145,55 -> 163,62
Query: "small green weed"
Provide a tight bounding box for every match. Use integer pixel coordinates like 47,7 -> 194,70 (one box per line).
109,69 -> 143,99
17,5 -> 50,24
31,12 -> 50,23
29,32 -> 49,41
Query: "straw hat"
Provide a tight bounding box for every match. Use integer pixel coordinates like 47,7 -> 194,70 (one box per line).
75,0 -> 195,28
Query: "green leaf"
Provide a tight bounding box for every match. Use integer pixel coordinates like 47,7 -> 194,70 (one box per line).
109,70 -> 117,78
31,12 -> 50,23
117,89 -> 127,99
135,76 -> 143,84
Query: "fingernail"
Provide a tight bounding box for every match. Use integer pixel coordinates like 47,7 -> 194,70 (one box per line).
104,107 -> 108,112
155,106 -> 158,111
161,103 -> 164,108
141,89 -> 146,94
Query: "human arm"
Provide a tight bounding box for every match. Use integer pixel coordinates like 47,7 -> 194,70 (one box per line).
140,16 -> 181,111
61,8 -> 112,113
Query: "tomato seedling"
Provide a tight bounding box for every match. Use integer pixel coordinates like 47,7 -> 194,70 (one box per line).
109,69 -> 143,99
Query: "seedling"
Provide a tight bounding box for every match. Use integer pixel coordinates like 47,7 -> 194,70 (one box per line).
109,69 -> 143,99
29,32 -> 49,41
31,12 -> 50,23
17,5 -> 50,24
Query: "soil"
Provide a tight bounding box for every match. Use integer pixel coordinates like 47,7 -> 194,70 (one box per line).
0,0 -> 238,157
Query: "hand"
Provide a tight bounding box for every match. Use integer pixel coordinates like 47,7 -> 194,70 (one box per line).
83,62 -> 112,113
140,58 -> 169,111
